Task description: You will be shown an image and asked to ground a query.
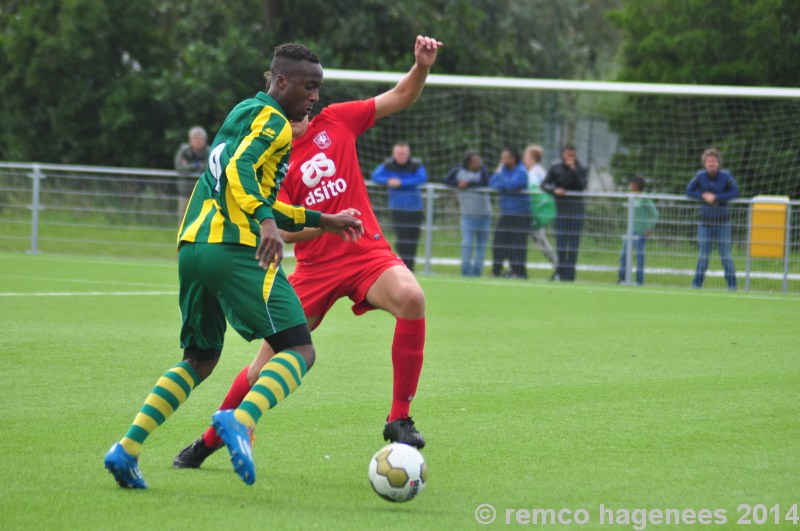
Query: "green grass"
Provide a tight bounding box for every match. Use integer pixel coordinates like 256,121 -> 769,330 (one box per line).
1,252 -> 799,530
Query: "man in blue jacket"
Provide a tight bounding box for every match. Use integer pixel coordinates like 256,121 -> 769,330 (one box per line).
372,142 -> 427,271
489,147 -> 531,279
686,148 -> 739,290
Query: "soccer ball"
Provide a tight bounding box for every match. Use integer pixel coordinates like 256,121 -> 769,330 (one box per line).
367,443 -> 428,503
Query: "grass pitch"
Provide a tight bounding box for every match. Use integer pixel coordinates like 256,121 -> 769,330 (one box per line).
1,252 -> 798,530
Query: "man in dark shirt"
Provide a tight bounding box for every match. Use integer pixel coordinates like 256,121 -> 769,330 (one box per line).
541,144 -> 588,281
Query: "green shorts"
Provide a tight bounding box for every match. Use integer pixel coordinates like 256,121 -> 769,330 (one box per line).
178,242 -> 307,351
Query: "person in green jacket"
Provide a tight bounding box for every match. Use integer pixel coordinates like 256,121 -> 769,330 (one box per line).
523,144 -> 558,278
618,175 -> 659,285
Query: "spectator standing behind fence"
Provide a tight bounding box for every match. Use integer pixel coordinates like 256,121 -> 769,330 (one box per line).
371,142 -> 427,271
541,144 -> 588,282
489,148 -> 531,279
174,126 -> 210,218
686,148 -> 739,290
618,175 -> 659,285
523,144 -> 558,277
444,152 -> 491,276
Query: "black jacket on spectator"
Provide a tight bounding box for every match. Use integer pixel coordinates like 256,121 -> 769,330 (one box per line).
541,159 -> 588,282
541,161 -> 588,197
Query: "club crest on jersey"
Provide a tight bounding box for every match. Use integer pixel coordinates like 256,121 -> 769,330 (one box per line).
313,131 -> 332,149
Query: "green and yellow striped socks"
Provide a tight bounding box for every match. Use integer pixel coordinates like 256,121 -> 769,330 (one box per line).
119,361 -> 200,456
234,351 -> 307,429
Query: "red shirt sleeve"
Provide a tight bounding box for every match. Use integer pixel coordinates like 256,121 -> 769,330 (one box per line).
324,99 -> 376,136
276,186 -> 292,205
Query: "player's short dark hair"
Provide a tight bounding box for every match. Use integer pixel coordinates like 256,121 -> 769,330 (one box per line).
630,175 -> 647,191
269,43 -> 320,78
502,147 -> 520,165
562,143 -> 577,153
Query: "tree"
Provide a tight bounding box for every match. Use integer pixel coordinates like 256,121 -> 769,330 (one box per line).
0,1 -> 172,165
0,0 -> 267,166
0,0 -> 623,167
608,0 -> 800,196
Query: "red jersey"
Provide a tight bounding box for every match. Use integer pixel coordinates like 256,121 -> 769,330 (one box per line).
278,99 -> 392,265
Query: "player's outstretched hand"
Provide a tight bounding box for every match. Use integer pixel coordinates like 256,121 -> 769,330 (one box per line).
256,218 -> 284,270
320,209 -> 364,242
415,35 -> 443,69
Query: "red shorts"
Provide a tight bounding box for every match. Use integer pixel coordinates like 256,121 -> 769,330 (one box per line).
288,248 -> 406,329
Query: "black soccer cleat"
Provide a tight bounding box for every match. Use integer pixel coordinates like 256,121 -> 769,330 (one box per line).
172,437 -> 221,469
383,417 -> 426,449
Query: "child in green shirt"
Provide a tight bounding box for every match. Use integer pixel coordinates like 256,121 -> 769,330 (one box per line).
618,175 -> 659,285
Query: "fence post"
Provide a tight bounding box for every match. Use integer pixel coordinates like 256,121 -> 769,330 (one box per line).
744,202 -> 753,292
782,204 -> 792,294
27,163 -> 43,254
423,183 -> 435,274
623,194 -> 635,285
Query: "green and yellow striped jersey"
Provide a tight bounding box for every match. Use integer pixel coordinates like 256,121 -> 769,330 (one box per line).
178,92 -> 321,248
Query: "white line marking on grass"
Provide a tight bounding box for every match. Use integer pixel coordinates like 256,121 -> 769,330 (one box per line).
0,252 -> 297,269
0,274 -> 174,289
0,252 -> 177,269
417,276 -> 800,302
0,291 -> 178,297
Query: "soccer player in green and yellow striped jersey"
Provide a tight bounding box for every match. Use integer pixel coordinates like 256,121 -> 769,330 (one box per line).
104,43 -> 363,489
178,89 -> 312,248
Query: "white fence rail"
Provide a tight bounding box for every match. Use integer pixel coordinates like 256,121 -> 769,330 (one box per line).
1,162 -> 797,293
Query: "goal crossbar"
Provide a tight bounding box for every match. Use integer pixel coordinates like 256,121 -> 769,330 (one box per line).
324,69 -> 800,99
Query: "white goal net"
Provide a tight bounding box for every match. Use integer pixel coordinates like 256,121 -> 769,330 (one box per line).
318,70 -> 800,197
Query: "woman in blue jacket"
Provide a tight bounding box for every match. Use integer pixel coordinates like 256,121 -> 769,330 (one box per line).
489,148 -> 531,279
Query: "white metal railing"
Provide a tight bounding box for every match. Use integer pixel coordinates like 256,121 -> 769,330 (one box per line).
1,162 -> 797,293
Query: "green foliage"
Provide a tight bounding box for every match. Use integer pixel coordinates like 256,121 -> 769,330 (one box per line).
608,0 -> 800,195
610,0 -> 800,86
0,0 -> 622,167
0,1 -> 172,165
0,0 -> 267,166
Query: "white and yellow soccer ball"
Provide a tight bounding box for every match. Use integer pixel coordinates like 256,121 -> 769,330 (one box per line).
367,443 -> 428,503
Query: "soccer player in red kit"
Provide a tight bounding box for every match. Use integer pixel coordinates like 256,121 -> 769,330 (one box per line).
173,35 -> 443,468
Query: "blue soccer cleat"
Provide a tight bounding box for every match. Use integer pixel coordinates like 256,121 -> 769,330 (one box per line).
104,443 -> 148,489
211,410 -> 255,486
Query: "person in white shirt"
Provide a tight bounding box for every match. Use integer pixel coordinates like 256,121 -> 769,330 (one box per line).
523,144 -> 558,278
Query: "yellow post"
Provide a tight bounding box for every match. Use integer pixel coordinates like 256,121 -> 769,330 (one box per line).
749,195 -> 789,258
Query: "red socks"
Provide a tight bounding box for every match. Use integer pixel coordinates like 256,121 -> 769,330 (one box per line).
202,366 -> 253,448
388,317 -> 425,422
199,317 -> 424,443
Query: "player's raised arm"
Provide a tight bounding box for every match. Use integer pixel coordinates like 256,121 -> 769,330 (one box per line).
374,35 -> 443,121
